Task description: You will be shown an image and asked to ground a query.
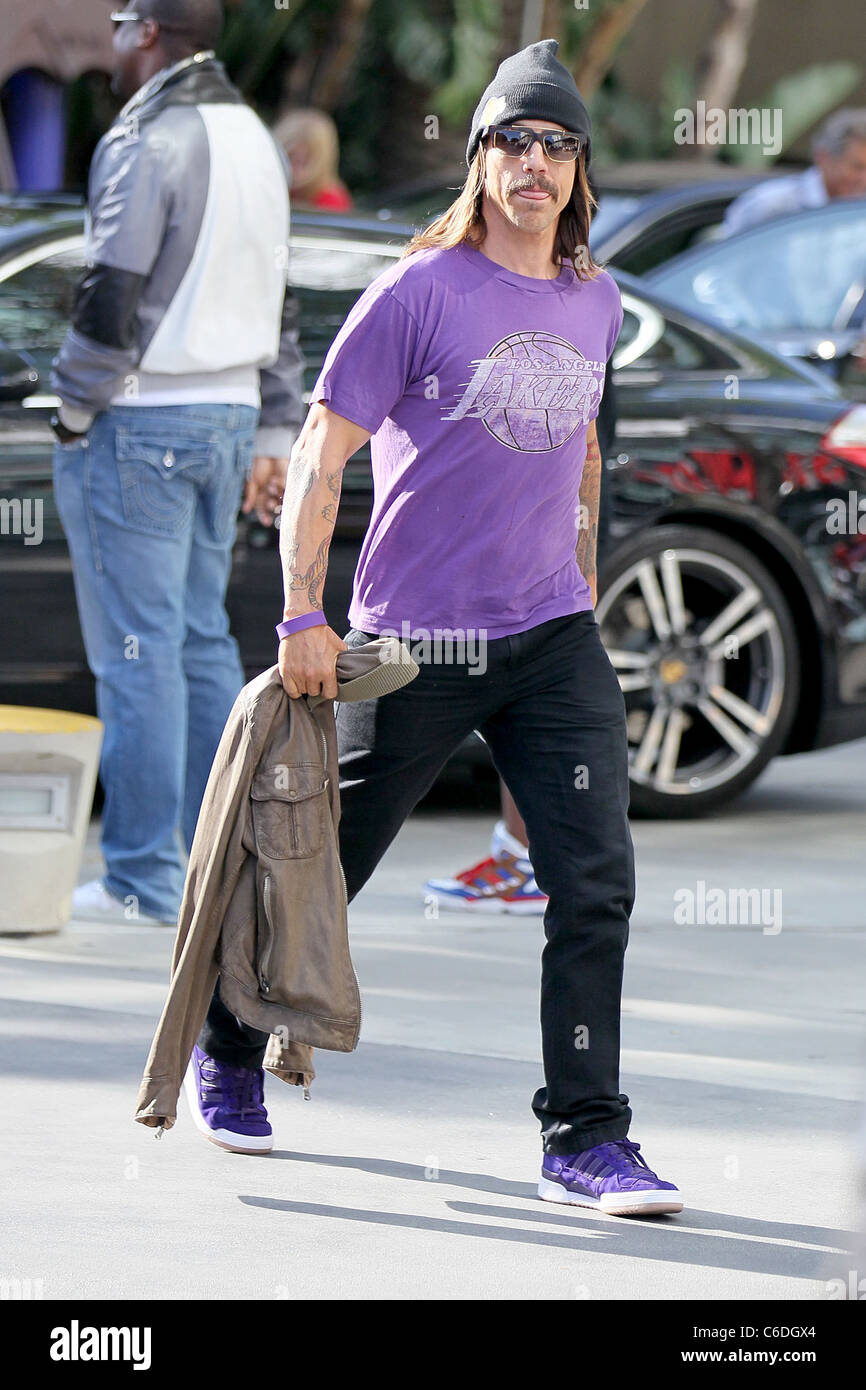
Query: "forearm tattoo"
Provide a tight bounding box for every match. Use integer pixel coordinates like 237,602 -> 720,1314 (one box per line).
288,533 -> 332,609
575,425 -> 601,596
280,455 -> 343,613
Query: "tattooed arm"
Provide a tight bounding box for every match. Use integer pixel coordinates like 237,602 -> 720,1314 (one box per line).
575,418 -> 602,609
277,402 -> 371,699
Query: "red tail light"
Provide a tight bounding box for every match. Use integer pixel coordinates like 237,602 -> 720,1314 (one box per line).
821,406 -> 866,469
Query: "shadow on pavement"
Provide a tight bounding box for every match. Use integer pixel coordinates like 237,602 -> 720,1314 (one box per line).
241,1187 -> 848,1281
249,1150 -> 853,1280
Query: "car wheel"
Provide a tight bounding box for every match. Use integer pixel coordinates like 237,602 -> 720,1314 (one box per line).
596,525 -> 800,817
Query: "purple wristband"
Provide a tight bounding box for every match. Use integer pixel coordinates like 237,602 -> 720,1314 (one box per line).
276,612 -> 328,641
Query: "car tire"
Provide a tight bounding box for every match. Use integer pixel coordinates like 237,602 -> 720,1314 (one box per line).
596,524 -> 800,818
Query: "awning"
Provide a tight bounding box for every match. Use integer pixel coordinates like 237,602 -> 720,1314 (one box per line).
0,0 -> 115,89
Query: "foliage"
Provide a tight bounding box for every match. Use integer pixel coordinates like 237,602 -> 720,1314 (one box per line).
588,82 -> 660,164
59,0 -> 865,193
657,58 -> 696,153
428,0 -> 500,125
724,61 -> 862,166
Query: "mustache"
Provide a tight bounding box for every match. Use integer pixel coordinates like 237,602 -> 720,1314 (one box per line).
509,178 -> 557,198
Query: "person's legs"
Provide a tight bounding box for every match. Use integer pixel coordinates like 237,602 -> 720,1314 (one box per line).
500,781 -> 528,844
422,702 -> 545,916
477,612 -> 635,1155
54,409 -> 200,919
198,627 -> 506,1063
181,407 -> 255,850
198,981 -> 271,1065
335,631 -> 502,903
422,810 -> 547,913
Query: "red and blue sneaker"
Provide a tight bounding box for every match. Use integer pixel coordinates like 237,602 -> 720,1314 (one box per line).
539,1139 -> 683,1217
183,1045 -> 273,1154
424,819 -> 548,915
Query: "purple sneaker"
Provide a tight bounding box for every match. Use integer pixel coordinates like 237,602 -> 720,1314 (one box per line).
539,1139 -> 683,1216
183,1045 -> 273,1154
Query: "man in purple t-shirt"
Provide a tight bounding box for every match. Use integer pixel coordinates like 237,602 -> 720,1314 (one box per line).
192,39 -> 683,1217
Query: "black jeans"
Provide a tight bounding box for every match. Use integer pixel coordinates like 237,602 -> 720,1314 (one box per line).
199,611 -> 635,1154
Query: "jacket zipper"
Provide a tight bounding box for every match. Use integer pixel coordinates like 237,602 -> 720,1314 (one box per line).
315,712 -> 362,1045
259,872 -> 274,996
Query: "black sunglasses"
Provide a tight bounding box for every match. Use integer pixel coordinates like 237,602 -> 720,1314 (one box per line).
484,125 -> 585,163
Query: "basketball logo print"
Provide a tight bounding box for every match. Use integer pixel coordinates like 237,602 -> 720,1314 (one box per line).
444,330 -> 604,452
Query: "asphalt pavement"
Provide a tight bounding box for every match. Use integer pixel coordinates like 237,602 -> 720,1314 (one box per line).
1,740 -> 864,1301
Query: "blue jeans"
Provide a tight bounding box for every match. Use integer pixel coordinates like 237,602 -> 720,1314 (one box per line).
54,403 -> 257,920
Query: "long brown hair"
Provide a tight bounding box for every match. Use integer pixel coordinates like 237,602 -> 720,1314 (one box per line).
402,143 -> 600,280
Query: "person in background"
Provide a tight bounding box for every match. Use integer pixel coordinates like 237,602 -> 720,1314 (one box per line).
424,335 -> 619,915
52,0 -> 304,926
721,107 -> 866,237
273,108 -> 353,211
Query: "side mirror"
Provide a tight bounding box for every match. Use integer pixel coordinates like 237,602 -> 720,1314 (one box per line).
0,348 -> 39,402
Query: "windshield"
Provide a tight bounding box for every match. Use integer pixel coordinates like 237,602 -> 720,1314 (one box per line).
648,200 -> 866,334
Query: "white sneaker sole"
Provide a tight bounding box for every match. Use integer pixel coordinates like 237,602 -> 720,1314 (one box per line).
70,897 -> 176,928
538,1173 -> 683,1216
182,1061 -> 273,1155
424,892 -> 547,916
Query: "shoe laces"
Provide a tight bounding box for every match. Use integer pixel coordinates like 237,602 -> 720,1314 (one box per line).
199,1059 -> 264,1119
456,853 -> 522,890
593,1138 -> 657,1178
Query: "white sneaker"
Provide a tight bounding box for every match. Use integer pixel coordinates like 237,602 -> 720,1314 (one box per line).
71,878 -> 177,927
423,820 -> 549,915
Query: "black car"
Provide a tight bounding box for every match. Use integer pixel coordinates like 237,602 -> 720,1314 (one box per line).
1,200 -> 865,816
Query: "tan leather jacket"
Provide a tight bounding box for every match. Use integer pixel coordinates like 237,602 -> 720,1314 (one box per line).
135,638 -> 418,1131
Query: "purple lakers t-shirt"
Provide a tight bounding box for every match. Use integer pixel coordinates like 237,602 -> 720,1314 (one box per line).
311,242 -> 623,639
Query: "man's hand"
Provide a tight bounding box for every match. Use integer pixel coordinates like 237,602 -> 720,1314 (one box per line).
243,455 -> 288,526
51,405 -> 92,445
278,624 -> 348,700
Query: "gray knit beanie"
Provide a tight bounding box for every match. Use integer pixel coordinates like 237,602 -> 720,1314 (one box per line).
466,38 -> 592,169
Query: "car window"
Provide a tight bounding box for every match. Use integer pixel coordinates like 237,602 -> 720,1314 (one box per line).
0,236 -> 398,350
0,232 -> 400,415
613,295 -> 725,372
289,240 -> 400,292
648,201 -> 866,334
0,242 -> 84,371
608,202 -> 733,276
290,238 -> 402,408
590,195 -> 644,247
368,195 -> 451,226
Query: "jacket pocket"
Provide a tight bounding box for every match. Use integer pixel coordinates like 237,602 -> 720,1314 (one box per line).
250,764 -> 329,860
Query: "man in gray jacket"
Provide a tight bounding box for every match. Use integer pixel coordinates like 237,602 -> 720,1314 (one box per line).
51,0 -> 304,925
